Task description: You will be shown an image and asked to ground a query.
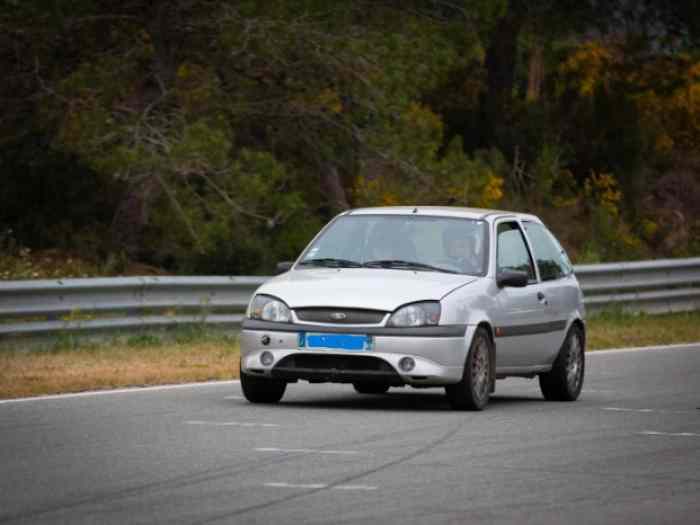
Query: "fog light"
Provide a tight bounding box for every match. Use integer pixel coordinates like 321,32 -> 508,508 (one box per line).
260,351 -> 274,366
398,357 -> 415,372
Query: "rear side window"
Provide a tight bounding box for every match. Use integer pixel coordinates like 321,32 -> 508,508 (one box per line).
523,222 -> 573,281
496,222 -> 536,281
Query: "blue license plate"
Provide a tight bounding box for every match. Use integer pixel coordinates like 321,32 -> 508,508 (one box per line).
302,333 -> 370,352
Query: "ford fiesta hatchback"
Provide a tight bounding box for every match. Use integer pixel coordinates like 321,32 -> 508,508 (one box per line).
240,206 -> 585,410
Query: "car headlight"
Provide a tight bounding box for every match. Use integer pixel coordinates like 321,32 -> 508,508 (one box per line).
249,294 -> 292,323
387,301 -> 440,327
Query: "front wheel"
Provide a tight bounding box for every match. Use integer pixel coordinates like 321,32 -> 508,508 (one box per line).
445,327 -> 492,411
539,324 -> 585,401
241,369 -> 286,404
353,382 -> 390,394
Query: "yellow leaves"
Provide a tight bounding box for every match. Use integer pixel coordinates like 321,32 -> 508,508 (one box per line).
641,219 -> 659,241
688,61 -> 700,79
655,133 -> 674,154
560,41 -> 614,97
479,174 -> 504,208
317,88 -> 343,114
177,63 -> 194,80
622,231 -> 642,249
628,56 -> 700,155
403,102 -> 443,132
562,41 -> 700,154
584,172 -> 621,217
381,192 -> 398,205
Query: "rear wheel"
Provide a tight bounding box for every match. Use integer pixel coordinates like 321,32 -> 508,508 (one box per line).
445,327 -> 492,411
240,368 -> 286,404
539,324 -> 585,401
353,382 -> 390,395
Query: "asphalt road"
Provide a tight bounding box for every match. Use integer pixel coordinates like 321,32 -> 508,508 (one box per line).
1,344 -> 699,525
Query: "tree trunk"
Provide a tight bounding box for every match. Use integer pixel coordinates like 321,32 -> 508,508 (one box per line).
148,1 -> 177,92
320,163 -> 349,213
111,178 -> 159,257
482,13 -> 523,145
527,43 -> 544,102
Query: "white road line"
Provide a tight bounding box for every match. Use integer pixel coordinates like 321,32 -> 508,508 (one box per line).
265,482 -> 328,489
638,430 -> 700,437
603,407 -> 697,414
333,485 -> 378,491
589,342 -> 700,355
603,407 -> 654,413
223,395 -> 244,400
264,482 -> 378,491
255,447 -> 361,455
185,420 -> 280,428
0,380 -> 241,405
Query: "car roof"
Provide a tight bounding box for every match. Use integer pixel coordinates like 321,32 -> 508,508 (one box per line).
346,206 -> 541,223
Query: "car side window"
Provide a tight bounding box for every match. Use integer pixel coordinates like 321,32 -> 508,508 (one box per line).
523,222 -> 573,281
496,222 -> 536,281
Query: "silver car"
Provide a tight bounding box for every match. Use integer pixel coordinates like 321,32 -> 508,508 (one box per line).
240,206 -> 585,410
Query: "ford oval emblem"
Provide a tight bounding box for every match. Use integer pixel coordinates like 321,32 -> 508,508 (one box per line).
330,312 -> 347,321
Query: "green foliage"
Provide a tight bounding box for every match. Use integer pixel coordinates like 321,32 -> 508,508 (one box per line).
2,0 -> 700,278
126,334 -> 162,348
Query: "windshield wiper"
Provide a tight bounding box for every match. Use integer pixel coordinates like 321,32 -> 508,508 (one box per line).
363,259 -> 458,274
298,257 -> 363,268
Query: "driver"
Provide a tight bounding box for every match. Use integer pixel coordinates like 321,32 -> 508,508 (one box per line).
442,224 -> 481,274
366,221 -> 416,261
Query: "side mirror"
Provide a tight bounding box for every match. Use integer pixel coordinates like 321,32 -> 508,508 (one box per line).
275,261 -> 293,274
496,270 -> 529,288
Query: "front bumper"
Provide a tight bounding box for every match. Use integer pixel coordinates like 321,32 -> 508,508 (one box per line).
240,321 -> 474,387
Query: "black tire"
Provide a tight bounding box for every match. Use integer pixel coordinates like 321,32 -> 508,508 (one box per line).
539,324 -> 585,401
353,382 -> 390,394
240,370 -> 286,404
445,327 -> 492,411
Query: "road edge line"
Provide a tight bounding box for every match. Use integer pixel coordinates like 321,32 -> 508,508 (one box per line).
0,379 -> 241,405
588,342 -> 700,355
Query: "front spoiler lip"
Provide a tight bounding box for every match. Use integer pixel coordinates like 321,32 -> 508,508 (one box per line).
269,367 -> 404,385
242,319 -> 466,337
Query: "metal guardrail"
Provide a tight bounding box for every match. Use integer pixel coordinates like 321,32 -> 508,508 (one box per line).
0,276 -> 266,336
0,258 -> 698,336
575,258 -> 700,314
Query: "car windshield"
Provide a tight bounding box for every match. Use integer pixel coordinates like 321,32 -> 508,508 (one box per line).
298,214 -> 489,275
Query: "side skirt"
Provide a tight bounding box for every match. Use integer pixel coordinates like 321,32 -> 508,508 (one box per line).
496,364 -> 552,379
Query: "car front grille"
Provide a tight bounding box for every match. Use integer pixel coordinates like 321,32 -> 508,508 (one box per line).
294,307 -> 386,325
271,354 -> 403,384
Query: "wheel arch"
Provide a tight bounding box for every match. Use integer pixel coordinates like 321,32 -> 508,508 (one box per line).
569,317 -> 586,348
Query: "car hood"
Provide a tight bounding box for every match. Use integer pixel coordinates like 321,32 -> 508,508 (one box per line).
256,268 -> 479,311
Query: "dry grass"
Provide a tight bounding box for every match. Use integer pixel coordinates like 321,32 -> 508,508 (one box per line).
0,312 -> 698,399
586,310 -> 700,350
0,330 -> 240,399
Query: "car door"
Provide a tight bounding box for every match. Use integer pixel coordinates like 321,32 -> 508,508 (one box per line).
522,221 -> 577,364
492,220 -> 551,369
